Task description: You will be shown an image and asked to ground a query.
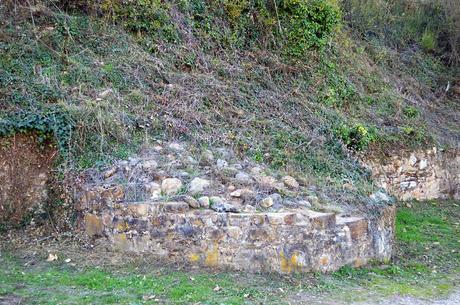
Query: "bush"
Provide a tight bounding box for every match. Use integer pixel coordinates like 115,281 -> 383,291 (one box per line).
421,29 -> 436,52
336,123 -> 377,151
280,0 -> 341,55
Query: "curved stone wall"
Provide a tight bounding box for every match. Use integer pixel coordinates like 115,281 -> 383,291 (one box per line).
80,191 -> 395,273
76,142 -> 396,273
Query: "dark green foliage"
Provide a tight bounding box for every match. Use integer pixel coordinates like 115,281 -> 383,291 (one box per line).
0,106 -> 73,153
280,0 -> 341,55
336,123 -> 377,151
103,0 -> 179,42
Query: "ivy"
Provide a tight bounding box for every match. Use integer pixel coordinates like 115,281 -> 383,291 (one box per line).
0,105 -> 73,154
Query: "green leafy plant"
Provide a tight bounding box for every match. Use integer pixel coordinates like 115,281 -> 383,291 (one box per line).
281,0 -> 341,55
421,29 -> 436,51
0,105 -> 73,153
336,123 -> 377,150
101,0 -> 178,42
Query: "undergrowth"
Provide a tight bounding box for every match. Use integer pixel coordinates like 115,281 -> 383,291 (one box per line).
0,1 -> 458,199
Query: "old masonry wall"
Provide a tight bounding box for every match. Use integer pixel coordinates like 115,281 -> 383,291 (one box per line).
365,148 -> 459,201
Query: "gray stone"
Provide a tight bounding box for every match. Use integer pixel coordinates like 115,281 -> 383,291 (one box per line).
233,163 -> 243,170
169,143 -> 184,151
211,202 -> 240,213
370,191 -> 393,203
141,160 -> 158,171
210,196 -> 225,205
281,176 -> 299,189
161,178 -> 183,195
259,196 -> 274,208
217,159 -> 228,169
198,196 -> 210,208
189,177 -> 211,195
235,172 -> 253,185
298,200 -> 312,208
269,193 -> 282,205
177,195 -> 200,209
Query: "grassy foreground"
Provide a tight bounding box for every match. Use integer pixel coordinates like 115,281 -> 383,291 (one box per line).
1,200 -> 459,304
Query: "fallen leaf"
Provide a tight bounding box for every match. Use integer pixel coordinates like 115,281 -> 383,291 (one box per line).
46,253 -> 58,262
213,285 -> 221,292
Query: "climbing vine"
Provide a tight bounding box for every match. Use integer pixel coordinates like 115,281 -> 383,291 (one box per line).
0,105 -> 73,154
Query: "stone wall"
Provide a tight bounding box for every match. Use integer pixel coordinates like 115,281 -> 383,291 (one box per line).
76,141 -> 396,273
81,198 -> 395,273
365,148 -> 459,201
0,133 -> 57,228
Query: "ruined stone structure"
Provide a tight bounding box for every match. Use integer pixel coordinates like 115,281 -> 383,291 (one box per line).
80,197 -> 395,273
77,142 -> 396,273
365,148 -> 459,201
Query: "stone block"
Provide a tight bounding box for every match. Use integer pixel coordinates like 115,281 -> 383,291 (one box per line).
160,201 -> 189,213
84,213 -> 104,237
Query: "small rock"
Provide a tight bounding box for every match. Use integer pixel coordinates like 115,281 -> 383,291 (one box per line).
281,176 -> 299,189
233,163 -> 243,170
103,167 -> 117,179
370,191 -> 393,203
242,205 -> 256,213
161,178 -> 183,195
235,172 -> 253,185
153,145 -> 163,152
178,195 -> 200,209
198,196 -> 210,208
250,166 -> 263,175
211,202 -> 240,213
189,177 -> 211,195
142,160 -> 158,170
228,185 -> 236,192
145,181 -> 161,199
210,196 -> 225,205
169,142 -> 184,151
269,193 -> 282,205
201,150 -> 214,164
230,189 -> 243,197
259,196 -> 274,208
230,188 -> 255,199
257,175 -> 277,189
216,159 -> 228,169
297,200 -> 312,208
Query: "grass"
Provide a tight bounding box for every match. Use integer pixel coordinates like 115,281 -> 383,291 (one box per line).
1,200 -> 459,304
1,1 -> 457,179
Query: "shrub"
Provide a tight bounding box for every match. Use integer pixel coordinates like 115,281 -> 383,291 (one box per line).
91,0 -> 178,42
336,123 -> 377,151
421,29 -> 436,51
280,0 -> 341,55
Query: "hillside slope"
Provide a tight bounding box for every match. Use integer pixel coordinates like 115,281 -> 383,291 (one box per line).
0,0 -> 459,213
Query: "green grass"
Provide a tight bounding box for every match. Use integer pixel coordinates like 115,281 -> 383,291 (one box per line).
1,200 -> 459,304
0,255 -> 279,304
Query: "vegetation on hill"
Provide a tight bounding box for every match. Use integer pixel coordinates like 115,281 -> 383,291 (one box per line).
0,0 -> 458,194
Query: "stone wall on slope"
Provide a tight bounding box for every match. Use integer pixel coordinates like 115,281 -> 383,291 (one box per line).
365,148 -> 459,201
76,141 -> 396,273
